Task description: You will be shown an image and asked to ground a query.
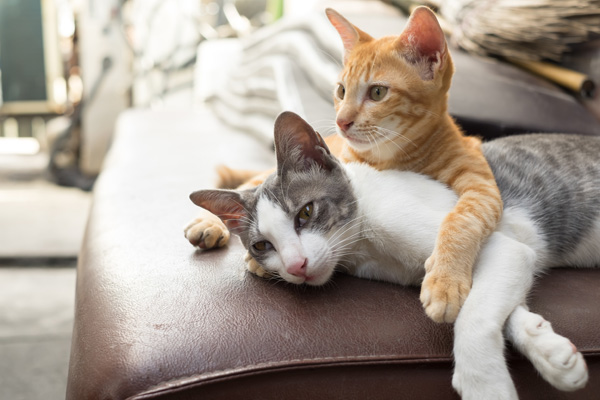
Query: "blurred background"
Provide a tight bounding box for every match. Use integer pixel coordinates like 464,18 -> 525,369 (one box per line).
0,0 -> 598,398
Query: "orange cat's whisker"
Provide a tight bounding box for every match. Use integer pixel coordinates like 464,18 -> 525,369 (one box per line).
374,126 -> 418,148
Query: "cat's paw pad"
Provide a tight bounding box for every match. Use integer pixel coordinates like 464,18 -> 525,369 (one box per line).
524,315 -> 588,391
420,261 -> 470,323
184,214 -> 230,249
244,252 -> 272,278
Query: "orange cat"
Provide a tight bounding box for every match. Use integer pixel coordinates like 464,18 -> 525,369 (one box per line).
188,7 -> 503,324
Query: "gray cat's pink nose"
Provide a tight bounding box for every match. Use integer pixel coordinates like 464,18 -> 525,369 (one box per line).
287,258 -> 308,278
336,118 -> 354,132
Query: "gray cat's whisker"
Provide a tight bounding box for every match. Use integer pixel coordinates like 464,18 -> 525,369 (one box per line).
334,229 -> 376,243
332,213 -> 368,233
329,222 -> 366,245
326,215 -> 367,245
218,215 -> 253,226
237,215 -> 258,227
330,233 -> 373,254
328,238 -> 365,259
334,262 -> 353,274
332,229 -> 381,246
330,235 -> 365,254
263,188 -> 285,211
331,236 -> 374,254
234,217 -> 253,225
330,242 -> 365,255
231,199 -> 253,215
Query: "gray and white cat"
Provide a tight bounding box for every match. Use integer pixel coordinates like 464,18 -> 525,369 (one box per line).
186,112 -> 598,399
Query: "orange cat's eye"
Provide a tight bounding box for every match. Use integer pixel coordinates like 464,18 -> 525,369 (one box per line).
369,86 -> 388,101
336,84 -> 345,99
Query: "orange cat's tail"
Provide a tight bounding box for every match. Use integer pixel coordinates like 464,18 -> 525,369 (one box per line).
215,165 -> 262,189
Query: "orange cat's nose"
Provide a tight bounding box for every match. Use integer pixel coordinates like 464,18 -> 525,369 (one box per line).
336,118 -> 354,132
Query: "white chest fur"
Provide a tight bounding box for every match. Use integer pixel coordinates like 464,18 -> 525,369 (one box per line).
343,163 -> 457,285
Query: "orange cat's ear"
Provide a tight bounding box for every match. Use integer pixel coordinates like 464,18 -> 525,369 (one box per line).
398,6 -> 447,80
326,8 -> 373,61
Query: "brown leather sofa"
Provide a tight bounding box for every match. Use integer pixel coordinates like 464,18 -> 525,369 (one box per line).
66,106 -> 600,399
67,8 -> 600,399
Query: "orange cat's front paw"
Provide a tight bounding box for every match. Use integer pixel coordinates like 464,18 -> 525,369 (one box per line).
420,256 -> 471,323
244,252 -> 272,278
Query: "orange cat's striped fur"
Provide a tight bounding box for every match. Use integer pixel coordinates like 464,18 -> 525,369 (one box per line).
203,7 -> 503,323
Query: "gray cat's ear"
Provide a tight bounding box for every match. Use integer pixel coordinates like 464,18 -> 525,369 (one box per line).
325,8 -> 373,62
397,6 -> 448,80
190,189 -> 249,234
273,111 -> 336,175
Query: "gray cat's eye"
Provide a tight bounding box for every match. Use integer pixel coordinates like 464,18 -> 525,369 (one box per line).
369,86 -> 388,101
253,241 -> 273,252
336,84 -> 345,99
296,202 -> 314,230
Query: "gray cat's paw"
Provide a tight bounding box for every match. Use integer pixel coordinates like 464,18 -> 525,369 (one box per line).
184,210 -> 230,249
519,314 -> 588,391
244,252 -> 272,278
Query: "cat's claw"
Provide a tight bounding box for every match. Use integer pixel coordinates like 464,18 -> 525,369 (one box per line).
420,257 -> 471,323
244,252 -> 272,278
184,209 -> 230,249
